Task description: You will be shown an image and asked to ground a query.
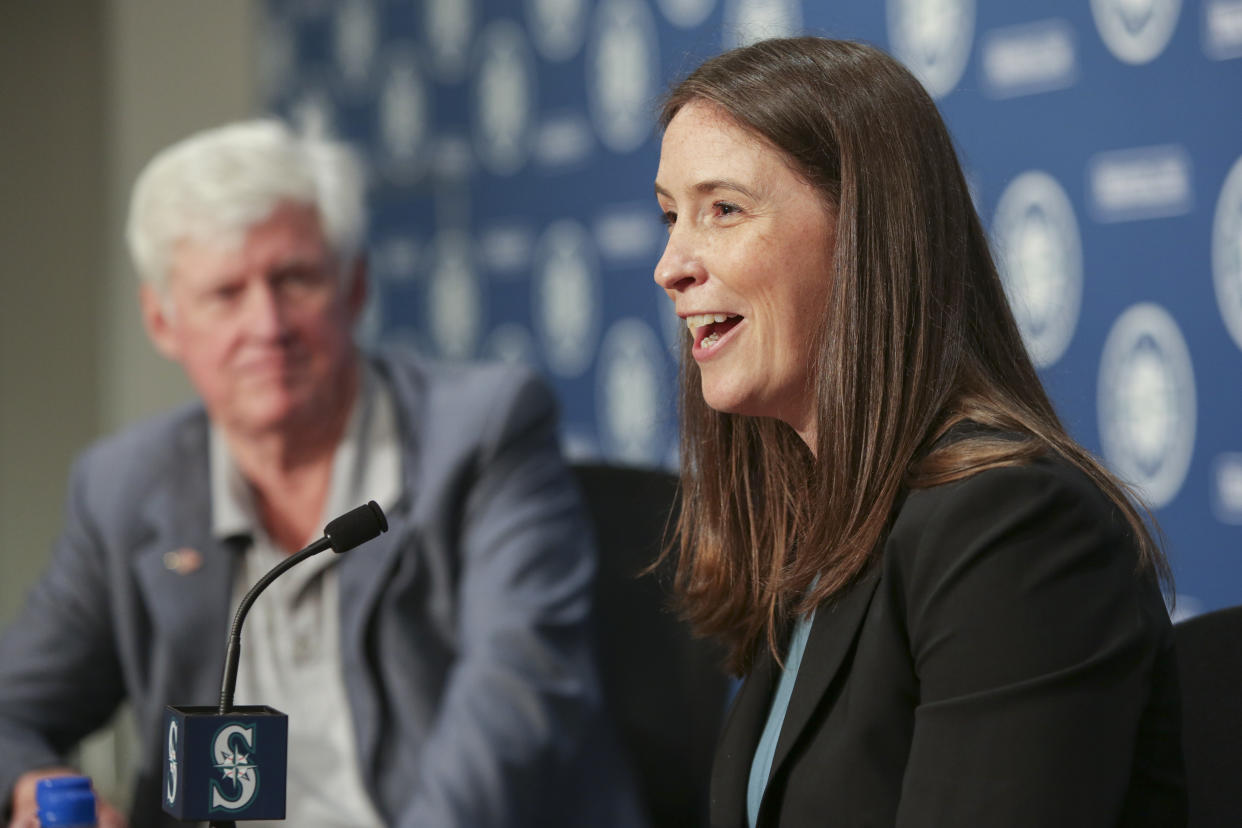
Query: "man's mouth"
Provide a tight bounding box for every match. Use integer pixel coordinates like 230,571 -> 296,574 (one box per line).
686,313 -> 743,349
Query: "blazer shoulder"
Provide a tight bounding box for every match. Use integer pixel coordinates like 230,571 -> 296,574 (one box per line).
885,454 -> 1142,591
373,349 -> 561,480
375,348 -> 554,421
71,403 -> 208,508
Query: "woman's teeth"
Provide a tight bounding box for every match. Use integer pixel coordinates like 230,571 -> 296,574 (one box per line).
685,313 -> 740,349
685,312 -> 740,331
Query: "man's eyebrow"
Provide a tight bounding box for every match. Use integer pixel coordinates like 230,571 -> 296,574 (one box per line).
653,179 -> 760,201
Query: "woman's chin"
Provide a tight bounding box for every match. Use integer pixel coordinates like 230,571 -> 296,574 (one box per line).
699,384 -> 758,418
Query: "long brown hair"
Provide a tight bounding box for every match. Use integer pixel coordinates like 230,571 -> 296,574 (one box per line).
659,38 -> 1170,675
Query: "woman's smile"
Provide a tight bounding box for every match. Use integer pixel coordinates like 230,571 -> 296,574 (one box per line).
685,312 -> 745,356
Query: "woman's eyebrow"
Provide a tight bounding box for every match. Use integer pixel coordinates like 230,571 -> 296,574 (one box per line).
653,179 -> 760,200
693,178 -> 760,199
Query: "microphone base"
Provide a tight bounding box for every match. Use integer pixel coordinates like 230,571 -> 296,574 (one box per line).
161,704 -> 288,822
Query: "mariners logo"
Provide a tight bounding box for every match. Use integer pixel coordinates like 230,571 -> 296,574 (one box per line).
165,719 -> 179,806
596,318 -> 670,464
425,0 -> 474,81
428,231 -> 483,359
377,49 -> 429,183
723,0 -> 802,48
1098,303 -> 1197,509
258,9 -> 296,101
473,20 -> 535,175
485,323 -> 539,366
1214,453 -> 1242,525
289,85 -> 336,143
1091,0 -> 1182,64
1212,155 -> 1242,352
210,723 -> 259,812
659,0 -> 716,28
991,171 -> 1082,369
533,220 -> 601,377
886,0 -> 976,98
587,0 -> 659,154
526,0 -> 589,61
332,0 -> 377,91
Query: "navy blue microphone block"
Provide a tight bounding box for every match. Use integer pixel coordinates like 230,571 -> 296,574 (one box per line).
161,705 -> 287,822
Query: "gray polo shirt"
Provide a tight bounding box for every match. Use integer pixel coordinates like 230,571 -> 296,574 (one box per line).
210,365 -> 399,827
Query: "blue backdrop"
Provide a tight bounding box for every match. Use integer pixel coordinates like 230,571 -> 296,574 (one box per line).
260,0 -> 1242,619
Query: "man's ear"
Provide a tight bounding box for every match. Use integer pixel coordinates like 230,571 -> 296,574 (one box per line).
140,284 -> 181,361
344,255 -> 368,322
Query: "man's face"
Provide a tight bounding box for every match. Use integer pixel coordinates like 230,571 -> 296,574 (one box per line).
142,202 -> 363,439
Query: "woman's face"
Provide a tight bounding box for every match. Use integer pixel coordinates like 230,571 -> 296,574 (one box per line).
654,100 -> 836,445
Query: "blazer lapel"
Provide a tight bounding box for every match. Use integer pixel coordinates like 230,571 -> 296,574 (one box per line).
766,568 -> 881,792
130,418 -> 235,707
711,654 -> 779,828
132,530 -> 235,706
710,568 -> 883,828
337,493 -> 417,789
339,352 -> 426,783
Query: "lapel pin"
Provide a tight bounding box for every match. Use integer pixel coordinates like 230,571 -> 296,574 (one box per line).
163,548 -> 203,575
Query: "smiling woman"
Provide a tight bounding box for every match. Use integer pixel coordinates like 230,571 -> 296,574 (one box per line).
652,37 -> 1184,828
655,101 -> 834,444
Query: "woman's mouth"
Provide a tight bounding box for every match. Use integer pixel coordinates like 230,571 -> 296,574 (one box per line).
686,313 -> 744,351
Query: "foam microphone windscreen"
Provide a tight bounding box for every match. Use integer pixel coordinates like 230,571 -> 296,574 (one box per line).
324,500 -> 388,553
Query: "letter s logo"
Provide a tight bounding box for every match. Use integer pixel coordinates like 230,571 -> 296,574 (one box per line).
209,723 -> 259,812
165,719 -> 178,805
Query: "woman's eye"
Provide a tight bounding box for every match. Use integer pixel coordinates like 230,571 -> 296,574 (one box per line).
660,210 -> 677,228
715,201 -> 741,217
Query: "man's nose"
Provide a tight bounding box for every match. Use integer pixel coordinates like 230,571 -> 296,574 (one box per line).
243,282 -> 288,337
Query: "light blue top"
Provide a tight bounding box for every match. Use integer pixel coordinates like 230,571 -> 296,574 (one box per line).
746,608 -> 817,828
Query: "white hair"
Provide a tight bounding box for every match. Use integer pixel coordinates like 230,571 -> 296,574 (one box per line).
125,118 -> 366,291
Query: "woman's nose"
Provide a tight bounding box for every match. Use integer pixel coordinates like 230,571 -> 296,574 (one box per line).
654,234 -> 706,293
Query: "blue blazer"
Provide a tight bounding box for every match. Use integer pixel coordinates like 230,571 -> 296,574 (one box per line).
712,455 -> 1185,827
0,349 -> 641,827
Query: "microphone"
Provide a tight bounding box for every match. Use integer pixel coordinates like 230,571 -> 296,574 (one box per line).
161,501 -> 388,825
219,500 -> 388,713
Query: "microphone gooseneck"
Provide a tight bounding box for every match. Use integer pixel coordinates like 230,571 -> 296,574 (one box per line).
216,501 -> 389,714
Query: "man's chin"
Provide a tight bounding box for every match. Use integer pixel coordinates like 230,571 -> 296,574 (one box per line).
223,397 -> 316,436
213,378 -> 352,439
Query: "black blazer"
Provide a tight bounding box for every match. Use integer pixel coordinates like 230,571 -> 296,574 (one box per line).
712,456 -> 1186,827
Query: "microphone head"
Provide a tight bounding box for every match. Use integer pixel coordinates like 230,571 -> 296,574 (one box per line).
324,501 -> 388,553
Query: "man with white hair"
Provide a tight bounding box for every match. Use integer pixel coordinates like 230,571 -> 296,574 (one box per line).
0,120 -> 638,827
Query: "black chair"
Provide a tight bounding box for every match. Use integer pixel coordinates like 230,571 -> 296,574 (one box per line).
572,463 -> 731,828
1174,604 -> 1242,827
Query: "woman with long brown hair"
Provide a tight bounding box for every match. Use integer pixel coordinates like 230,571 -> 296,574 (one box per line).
653,37 -> 1183,827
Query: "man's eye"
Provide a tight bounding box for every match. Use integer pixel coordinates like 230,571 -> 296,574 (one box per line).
715,202 -> 741,217
660,210 -> 677,228
275,267 -> 329,292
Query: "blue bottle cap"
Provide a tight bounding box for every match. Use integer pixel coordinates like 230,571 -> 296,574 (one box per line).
35,776 -> 96,826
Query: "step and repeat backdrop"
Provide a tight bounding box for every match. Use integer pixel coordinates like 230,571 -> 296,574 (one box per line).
260,0 -> 1241,616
